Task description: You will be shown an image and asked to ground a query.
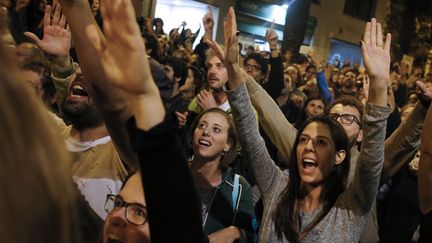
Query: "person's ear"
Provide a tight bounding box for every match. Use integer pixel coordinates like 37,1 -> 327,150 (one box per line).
223,144 -> 230,153
356,129 -> 363,143
334,149 -> 346,165
175,77 -> 181,84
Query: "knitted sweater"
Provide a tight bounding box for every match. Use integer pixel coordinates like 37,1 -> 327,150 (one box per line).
226,82 -> 390,242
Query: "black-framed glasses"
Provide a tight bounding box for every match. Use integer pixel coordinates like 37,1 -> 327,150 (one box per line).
104,194 -> 148,226
245,63 -> 261,72
329,113 -> 361,126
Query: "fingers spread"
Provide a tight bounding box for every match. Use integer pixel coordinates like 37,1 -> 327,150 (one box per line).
24,32 -> 40,44
43,5 -> 51,29
370,18 -> 377,46
384,33 -> 392,52
376,23 -> 383,47
363,22 -> 371,45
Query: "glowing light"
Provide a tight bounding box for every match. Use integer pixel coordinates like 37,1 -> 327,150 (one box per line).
282,4 -> 289,9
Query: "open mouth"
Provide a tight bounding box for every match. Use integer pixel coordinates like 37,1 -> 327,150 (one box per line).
71,83 -> 88,97
107,233 -> 123,243
198,139 -> 211,147
302,158 -> 318,173
67,82 -> 89,102
208,75 -> 219,82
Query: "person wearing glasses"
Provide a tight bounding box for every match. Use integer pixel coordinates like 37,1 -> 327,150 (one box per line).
243,25 -> 284,101
239,24 -> 430,243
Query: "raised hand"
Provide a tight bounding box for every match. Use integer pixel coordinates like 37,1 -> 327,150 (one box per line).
203,6 -> 214,32
88,0 -> 150,94
197,89 -> 218,111
416,80 -> 432,106
24,3 -> 71,65
361,18 -> 391,84
361,18 -> 391,106
175,111 -> 188,128
265,21 -> 278,50
223,7 -> 239,66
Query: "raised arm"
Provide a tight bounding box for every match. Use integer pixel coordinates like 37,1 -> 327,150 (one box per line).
262,22 -> 284,100
84,1 -> 204,242
348,18 -> 391,213
419,94 -> 432,215
59,0 -> 136,168
24,3 -> 76,109
309,49 -> 332,103
208,8 -> 288,203
382,81 -> 432,183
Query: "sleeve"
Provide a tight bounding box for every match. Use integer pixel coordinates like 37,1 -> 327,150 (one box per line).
245,74 -> 297,164
51,62 -> 78,110
346,103 -> 390,214
381,102 -> 427,183
316,71 -> 332,103
262,54 -> 284,100
126,113 -> 206,243
226,82 -> 287,204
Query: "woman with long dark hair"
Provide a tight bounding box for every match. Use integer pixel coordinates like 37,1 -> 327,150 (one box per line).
208,8 -> 391,242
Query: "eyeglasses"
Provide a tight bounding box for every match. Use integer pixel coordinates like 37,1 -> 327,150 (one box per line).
104,194 -> 148,226
328,113 -> 361,126
245,63 -> 261,72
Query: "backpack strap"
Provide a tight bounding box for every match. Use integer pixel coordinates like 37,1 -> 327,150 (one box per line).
231,174 -> 240,211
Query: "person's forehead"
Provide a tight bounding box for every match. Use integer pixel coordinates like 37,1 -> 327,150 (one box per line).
120,173 -> 145,204
330,103 -> 360,116
208,55 -> 223,64
302,122 -> 331,138
246,58 -> 259,64
200,112 -> 229,127
308,99 -> 323,105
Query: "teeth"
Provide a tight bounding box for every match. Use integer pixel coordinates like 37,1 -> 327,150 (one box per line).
73,84 -> 84,90
199,139 -> 211,146
108,233 -> 122,242
303,159 -> 317,164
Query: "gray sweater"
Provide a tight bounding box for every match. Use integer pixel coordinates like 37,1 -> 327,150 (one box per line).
226,83 -> 390,242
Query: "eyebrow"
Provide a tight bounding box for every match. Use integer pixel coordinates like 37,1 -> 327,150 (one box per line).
300,133 -> 331,141
118,194 -> 147,208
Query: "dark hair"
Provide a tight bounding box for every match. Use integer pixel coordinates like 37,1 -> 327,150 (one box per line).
187,108 -> 238,168
142,31 -> 161,61
306,65 -> 317,72
295,94 -> 326,128
286,65 -> 303,87
20,59 -> 56,105
274,116 -> 350,242
161,56 -> 188,87
290,54 -> 308,65
327,95 -> 364,122
244,53 -> 269,76
152,17 -> 164,26
188,64 -> 206,95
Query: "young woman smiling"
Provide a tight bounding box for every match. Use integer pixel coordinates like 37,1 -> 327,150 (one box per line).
187,107 -> 255,243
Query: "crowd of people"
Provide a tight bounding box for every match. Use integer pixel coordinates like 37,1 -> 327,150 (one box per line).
1,0 -> 432,242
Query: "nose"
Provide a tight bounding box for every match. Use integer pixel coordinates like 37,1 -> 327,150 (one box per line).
304,139 -> 315,152
108,207 -> 127,228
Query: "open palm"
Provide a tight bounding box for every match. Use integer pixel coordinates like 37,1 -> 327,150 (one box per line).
88,0 -> 149,94
361,18 -> 391,83
24,4 -> 70,58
